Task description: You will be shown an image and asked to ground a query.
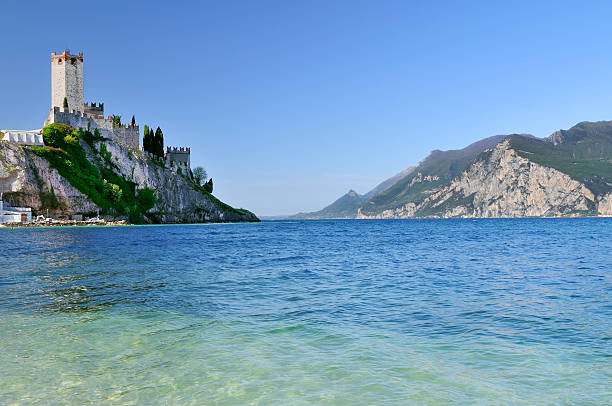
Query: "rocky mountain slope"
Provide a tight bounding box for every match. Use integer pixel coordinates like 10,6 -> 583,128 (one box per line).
0,124 -> 258,223
292,120 -> 612,219
360,134 -> 515,216
358,121 -> 612,218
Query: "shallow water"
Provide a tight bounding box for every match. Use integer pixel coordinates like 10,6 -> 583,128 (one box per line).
1,219 -> 610,404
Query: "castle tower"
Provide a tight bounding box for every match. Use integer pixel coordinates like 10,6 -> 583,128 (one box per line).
51,51 -> 84,113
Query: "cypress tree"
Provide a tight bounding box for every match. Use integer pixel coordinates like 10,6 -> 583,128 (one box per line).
149,128 -> 155,154
143,125 -> 149,152
204,178 -> 213,193
131,115 -> 136,127
154,127 -> 164,159
63,97 -> 68,109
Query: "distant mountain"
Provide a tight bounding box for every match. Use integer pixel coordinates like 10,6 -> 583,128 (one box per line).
290,120 -> 612,220
358,121 -> 612,218
290,190 -> 364,219
362,166 -> 415,200
290,167 -> 415,219
513,121 -> 612,196
359,134 -> 512,216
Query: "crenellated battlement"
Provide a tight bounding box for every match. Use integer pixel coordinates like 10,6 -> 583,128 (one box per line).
167,146 -> 191,153
51,50 -> 83,62
84,102 -> 104,113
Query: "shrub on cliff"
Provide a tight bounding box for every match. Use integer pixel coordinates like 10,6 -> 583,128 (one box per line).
103,180 -> 123,203
42,123 -> 72,147
136,188 -> 156,212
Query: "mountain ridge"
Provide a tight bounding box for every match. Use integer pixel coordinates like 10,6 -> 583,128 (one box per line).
290,120 -> 612,219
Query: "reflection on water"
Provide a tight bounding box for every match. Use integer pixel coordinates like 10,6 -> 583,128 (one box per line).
0,220 -> 611,404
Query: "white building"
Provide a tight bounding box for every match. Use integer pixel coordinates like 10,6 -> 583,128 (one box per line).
0,129 -> 44,146
0,193 -> 32,224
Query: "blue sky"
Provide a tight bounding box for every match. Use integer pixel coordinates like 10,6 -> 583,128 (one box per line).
2,1 -> 612,216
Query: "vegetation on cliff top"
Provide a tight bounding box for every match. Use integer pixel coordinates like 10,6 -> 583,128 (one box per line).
30,123 -> 156,222
509,121 -> 612,196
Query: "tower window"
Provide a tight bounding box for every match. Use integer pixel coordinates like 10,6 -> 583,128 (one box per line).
58,58 -> 63,64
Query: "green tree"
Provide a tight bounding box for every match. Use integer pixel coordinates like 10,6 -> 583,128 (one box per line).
112,115 -> 122,128
131,115 -> 136,127
192,166 -> 208,186
149,128 -> 155,154
154,127 -> 164,159
63,97 -> 68,109
143,125 -> 150,153
203,178 -> 213,193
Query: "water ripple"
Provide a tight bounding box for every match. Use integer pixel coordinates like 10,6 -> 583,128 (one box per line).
0,219 -> 611,404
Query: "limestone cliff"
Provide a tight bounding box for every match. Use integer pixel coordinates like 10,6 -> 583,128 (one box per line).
357,140 -> 606,218
0,141 -> 98,215
0,137 -> 258,223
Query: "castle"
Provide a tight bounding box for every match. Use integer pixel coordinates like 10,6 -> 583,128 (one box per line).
0,51 -> 196,223
39,50 -> 191,168
44,51 -> 141,149
1,50 -> 193,164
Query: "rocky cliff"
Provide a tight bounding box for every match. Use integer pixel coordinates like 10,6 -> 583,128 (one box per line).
1,141 -> 98,215
0,127 -> 258,223
358,141 -> 603,218
354,120 -> 612,219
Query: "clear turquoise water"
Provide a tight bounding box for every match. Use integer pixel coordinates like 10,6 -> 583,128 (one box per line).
1,219 -> 610,404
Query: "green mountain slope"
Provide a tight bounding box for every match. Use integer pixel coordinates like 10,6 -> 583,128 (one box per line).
509,121 -> 612,197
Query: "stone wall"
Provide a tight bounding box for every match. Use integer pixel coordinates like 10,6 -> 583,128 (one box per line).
45,108 -> 140,150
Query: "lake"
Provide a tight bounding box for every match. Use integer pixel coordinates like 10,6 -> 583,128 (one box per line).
1,219 -> 610,404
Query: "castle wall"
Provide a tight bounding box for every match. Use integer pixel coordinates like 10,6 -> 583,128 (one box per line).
45,108 -> 140,150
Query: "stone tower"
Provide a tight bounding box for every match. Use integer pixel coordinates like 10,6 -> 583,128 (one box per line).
51,51 -> 84,113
